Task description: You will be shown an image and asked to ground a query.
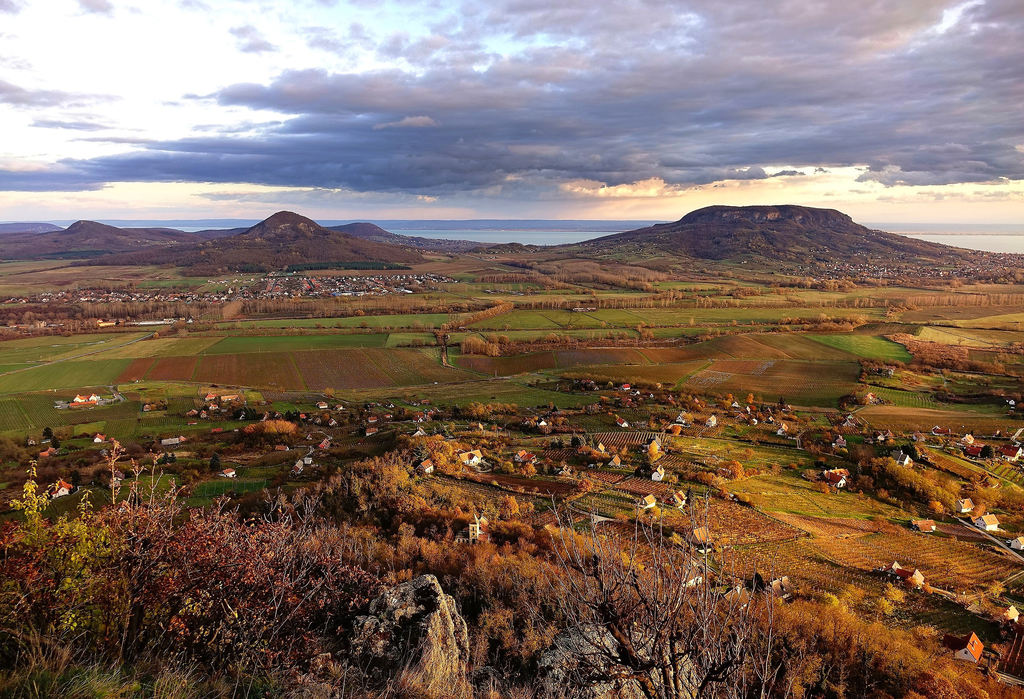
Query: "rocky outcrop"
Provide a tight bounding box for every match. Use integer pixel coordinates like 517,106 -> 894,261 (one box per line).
538,624 -> 647,699
350,574 -> 470,694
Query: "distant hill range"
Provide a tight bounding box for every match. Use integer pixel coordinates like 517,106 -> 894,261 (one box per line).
0,222 -> 64,235
89,211 -> 424,273
0,220 -> 204,259
326,222 -> 482,253
574,205 -> 964,262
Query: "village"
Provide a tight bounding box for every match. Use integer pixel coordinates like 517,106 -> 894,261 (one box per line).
16,370 -> 1024,686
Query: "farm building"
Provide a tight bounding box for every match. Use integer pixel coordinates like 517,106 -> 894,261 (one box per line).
888,562 -> 925,589
93,433 -> 106,443
822,468 -> 849,488
459,450 -> 483,467
957,498 -> 975,513
1011,537 -> 1024,551
160,436 -> 185,447
615,416 -> 630,428
219,468 -> 236,478
974,514 -> 1000,531
963,444 -> 985,458
417,459 -> 435,475
944,632 -> 984,664
651,465 -> 666,482
911,519 -> 936,532
48,479 -> 74,499
638,494 -> 657,510
1000,445 -> 1023,462
456,515 -> 489,544
608,454 -> 622,468
932,426 -> 952,436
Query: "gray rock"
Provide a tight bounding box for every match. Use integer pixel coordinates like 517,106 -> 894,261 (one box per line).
351,574 -> 470,692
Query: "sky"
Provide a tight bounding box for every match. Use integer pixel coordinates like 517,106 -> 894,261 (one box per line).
0,0 -> 1022,224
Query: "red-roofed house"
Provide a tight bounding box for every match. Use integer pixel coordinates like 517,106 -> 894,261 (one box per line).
944,632 -> 984,663
1000,445 -> 1023,462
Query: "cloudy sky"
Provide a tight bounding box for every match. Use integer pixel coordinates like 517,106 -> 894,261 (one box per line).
0,0 -> 1021,222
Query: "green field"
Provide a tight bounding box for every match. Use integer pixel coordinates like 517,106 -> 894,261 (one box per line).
806,334 -> 912,361
0,359 -> 131,394
203,333 -> 389,353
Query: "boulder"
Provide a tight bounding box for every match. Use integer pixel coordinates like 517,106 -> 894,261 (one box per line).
351,574 -> 470,693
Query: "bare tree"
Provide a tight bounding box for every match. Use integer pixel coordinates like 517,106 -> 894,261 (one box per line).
541,505 -> 782,698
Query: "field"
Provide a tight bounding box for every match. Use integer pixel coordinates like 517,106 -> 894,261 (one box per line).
806,334 -> 912,361
682,359 -> 860,407
0,359 -> 131,394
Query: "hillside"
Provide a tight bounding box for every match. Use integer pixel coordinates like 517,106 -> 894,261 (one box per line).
91,211 -> 423,272
574,205 -> 965,262
0,220 -> 202,259
0,222 -> 63,235
328,222 -> 482,252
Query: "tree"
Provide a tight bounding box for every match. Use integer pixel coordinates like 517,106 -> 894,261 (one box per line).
43,426 -> 53,440
209,453 -> 221,472
981,444 -> 994,459
544,509 -> 777,698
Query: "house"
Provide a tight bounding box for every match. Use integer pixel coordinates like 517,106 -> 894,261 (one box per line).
911,519 -> 936,533
459,450 -> 483,468
651,465 -> 666,482
638,494 -> 657,510
769,576 -> 794,598
514,449 -> 537,464
615,416 -> 630,429
705,415 -> 717,428
48,479 -> 74,499
412,427 -> 427,437
291,460 -> 304,475
823,469 -> 848,488
964,444 -> 985,458
888,561 -> 925,588
675,412 -> 690,426
367,415 -> 379,424
219,468 -> 236,478
303,455 -> 314,466
456,514 -> 489,544
316,401 -> 329,410
961,433 -> 976,446
975,514 -> 1000,531
1010,537 -> 1024,551
365,427 -> 379,437
72,393 -> 101,405
93,433 -> 106,443
318,438 -> 331,450
204,392 -> 217,401
1000,445 -> 1023,462
776,423 -> 789,436
932,426 -> 952,436
608,454 -> 622,468
688,526 -> 712,551
957,498 -> 975,513
38,447 -> 58,458
558,464 -> 574,478
944,632 -> 984,664
596,442 -> 606,453
274,444 -> 290,451
160,436 -> 184,447
110,470 -> 124,487
833,435 -> 847,449
671,490 -> 687,509
417,459 -> 435,475
1005,606 -> 1021,623
620,383 -> 631,392
892,452 -> 913,467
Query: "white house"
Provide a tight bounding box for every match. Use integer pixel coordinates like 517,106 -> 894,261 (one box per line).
651,465 -> 665,482
616,416 -> 630,428
459,450 -> 483,468
1010,536 -> 1024,551
974,514 -> 1000,531
219,468 -> 237,478
957,498 -> 975,513
705,415 -> 717,428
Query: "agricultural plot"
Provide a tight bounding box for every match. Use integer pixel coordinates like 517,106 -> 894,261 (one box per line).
203,334 -> 388,354
732,538 -> 882,594
91,336 -> 223,359
219,313 -> 454,330
683,360 -> 859,407
145,356 -> 198,381
811,530 -> 1019,591
0,333 -> 145,364
194,352 -> 305,390
116,358 -> 157,383
456,352 -> 557,375
858,406 -> 1020,435
681,499 -> 803,547
805,334 -> 912,361
868,386 -> 940,408
729,471 -> 904,519
0,398 -> 32,432
293,348 -> 469,391
469,310 -> 563,330
0,359 -> 131,394
566,361 -> 708,387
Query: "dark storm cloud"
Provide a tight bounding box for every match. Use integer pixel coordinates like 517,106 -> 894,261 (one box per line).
8,0 -> 1024,195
